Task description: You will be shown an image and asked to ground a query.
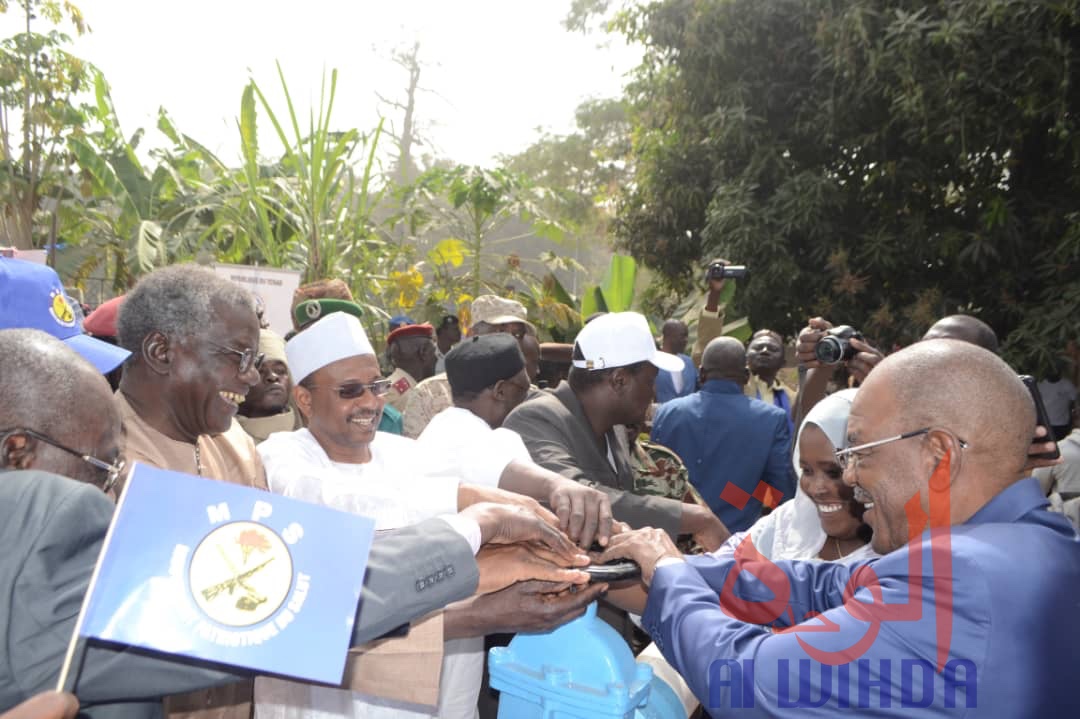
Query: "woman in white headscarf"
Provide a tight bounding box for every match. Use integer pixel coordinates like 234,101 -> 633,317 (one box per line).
638,389 -> 877,714
725,388 -> 876,564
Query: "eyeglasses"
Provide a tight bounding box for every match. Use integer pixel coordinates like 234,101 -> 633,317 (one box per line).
835,427 -> 969,471
207,340 -> 264,374
309,379 -> 392,400
1,427 -> 126,493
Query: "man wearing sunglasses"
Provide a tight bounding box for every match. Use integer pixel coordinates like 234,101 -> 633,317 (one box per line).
258,311 -> 606,718
0,328 -> 591,719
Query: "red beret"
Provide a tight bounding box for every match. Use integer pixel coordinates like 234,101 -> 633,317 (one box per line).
387,322 -> 434,345
83,295 -> 125,338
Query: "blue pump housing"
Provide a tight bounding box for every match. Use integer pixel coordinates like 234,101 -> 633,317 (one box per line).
488,602 -> 686,718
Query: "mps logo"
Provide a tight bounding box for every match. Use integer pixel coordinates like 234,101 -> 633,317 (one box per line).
48,288 -> 76,327
188,521 -> 294,628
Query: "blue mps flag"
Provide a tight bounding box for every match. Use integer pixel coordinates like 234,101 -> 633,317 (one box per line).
73,463 -> 375,684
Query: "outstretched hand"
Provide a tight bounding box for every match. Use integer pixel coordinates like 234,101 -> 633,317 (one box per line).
460,502 -> 581,565
475,542 -> 589,595
548,479 -> 614,549
597,527 -> 683,586
467,580 -> 608,635
458,484 -> 560,527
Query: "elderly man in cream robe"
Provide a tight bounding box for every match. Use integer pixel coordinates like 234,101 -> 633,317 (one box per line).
256,312 -> 608,719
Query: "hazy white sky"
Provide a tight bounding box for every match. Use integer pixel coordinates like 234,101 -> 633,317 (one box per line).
1,0 -> 640,166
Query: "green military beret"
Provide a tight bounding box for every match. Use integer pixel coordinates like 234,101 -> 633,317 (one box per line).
293,298 -> 364,330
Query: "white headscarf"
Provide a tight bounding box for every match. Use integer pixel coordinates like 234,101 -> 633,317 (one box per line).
738,388 -> 875,562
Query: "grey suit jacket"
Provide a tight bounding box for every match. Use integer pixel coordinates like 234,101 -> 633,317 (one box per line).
503,383 -> 683,537
0,470 -> 478,719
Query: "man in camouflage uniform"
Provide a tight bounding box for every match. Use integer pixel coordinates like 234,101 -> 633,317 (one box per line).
625,424 -> 710,555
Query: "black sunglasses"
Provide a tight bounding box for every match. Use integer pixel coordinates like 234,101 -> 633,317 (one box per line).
308,379 -> 393,400
207,340 -> 265,374
1,427 -> 125,493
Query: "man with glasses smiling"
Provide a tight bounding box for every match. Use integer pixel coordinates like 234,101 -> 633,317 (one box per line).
115,265 -> 269,493
0,327 -> 595,719
596,338 -> 1080,717
258,310 -> 608,718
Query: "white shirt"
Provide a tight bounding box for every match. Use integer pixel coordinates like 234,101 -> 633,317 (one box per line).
670,368 -> 685,394
255,429 -> 476,719
417,406 -> 532,488
414,407 -> 541,719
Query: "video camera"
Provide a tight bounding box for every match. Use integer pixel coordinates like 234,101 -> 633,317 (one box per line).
705,261 -> 748,282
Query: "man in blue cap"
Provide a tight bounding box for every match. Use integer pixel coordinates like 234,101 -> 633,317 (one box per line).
0,258 -> 129,373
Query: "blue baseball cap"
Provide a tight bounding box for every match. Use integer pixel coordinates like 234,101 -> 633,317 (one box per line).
0,258 -> 130,373
388,314 -> 416,332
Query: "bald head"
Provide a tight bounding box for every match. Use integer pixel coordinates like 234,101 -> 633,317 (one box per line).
661,319 -> 689,354
922,315 -> 999,354
701,337 -> 748,384
0,328 -> 120,485
866,339 -> 1033,479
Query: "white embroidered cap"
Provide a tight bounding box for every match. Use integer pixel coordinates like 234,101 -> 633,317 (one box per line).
571,312 -> 683,372
286,311 -> 375,383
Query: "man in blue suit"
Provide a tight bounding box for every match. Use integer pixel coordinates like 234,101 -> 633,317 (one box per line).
603,339 -> 1080,717
652,337 -> 794,532
654,320 -> 697,403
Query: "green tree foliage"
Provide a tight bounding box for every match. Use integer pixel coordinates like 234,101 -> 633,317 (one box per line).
0,0 -> 90,251
503,97 -> 632,294
395,165 -> 561,295
62,71 -> 206,291
388,165 -> 581,337
602,0 -> 1080,371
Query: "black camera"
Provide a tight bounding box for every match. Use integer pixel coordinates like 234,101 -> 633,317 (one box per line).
815,325 -> 863,365
706,261 -> 748,282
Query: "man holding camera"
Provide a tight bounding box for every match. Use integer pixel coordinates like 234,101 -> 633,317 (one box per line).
795,317 -> 885,425
689,259 -> 744,366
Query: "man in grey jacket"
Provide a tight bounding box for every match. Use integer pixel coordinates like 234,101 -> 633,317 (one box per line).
0,329 -> 585,718
504,312 -> 729,551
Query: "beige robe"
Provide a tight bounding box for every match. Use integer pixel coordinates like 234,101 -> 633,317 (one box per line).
235,407 -> 302,444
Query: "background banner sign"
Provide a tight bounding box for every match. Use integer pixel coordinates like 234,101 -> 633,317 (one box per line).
213,263 -> 301,336
79,464 -> 374,684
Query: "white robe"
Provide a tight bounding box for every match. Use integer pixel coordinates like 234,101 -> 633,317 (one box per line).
255,429 -> 472,719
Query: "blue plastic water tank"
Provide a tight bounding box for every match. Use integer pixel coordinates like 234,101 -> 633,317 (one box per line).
488,602 -> 686,718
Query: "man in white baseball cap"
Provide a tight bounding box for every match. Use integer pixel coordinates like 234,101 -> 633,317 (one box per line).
571,312 -> 684,373
505,311 -> 730,551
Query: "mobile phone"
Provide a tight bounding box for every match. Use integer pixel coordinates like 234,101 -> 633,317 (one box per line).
1019,375 -> 1061,461
583,559 -> 642,584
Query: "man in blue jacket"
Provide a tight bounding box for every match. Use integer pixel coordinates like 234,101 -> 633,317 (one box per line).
603,338 -> 1080,717
652,337 -> 794,532
654,320 -> 696,403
